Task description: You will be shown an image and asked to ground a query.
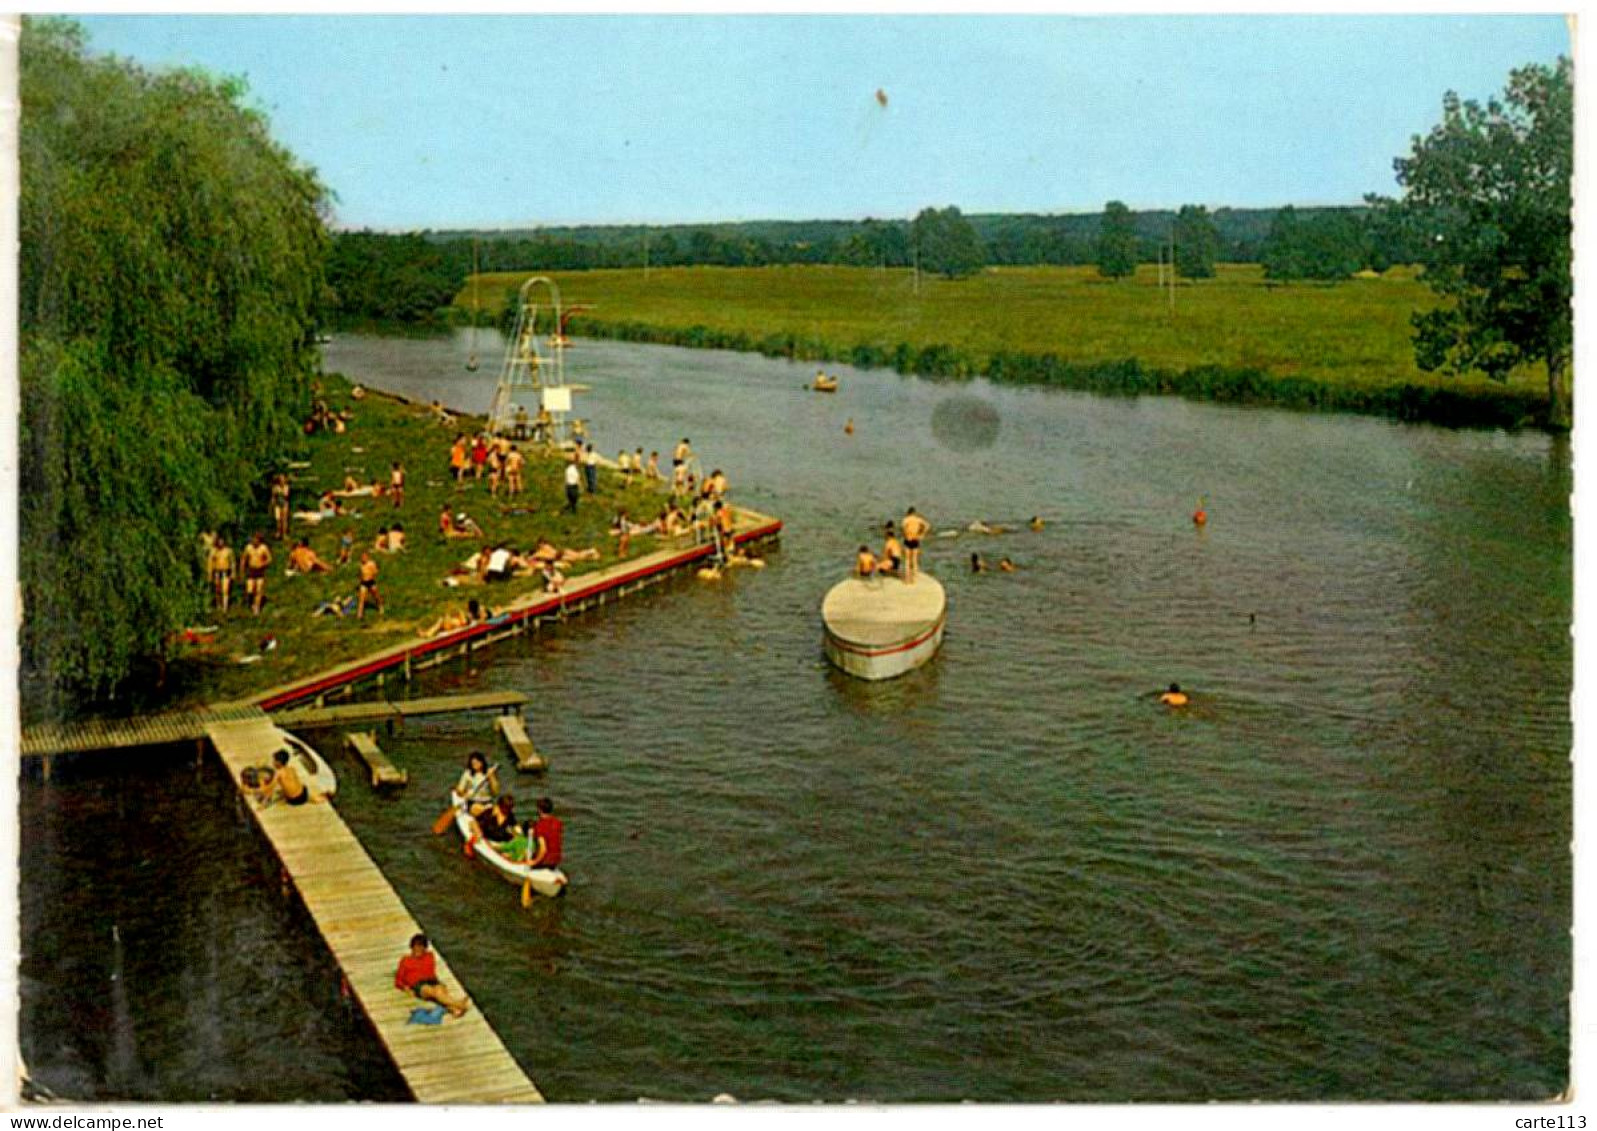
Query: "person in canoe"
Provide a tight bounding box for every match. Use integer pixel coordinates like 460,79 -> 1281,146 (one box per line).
524,797 -> 564,870
470,795 -> 519,848
453,752 -> 499,817
394,934 -> 469,1019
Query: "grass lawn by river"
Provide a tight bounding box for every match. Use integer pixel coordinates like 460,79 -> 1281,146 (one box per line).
461,264 -> 1549,418
163,376 -> 674,708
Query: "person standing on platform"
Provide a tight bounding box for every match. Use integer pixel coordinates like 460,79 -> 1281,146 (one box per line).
901,506 -> 929,583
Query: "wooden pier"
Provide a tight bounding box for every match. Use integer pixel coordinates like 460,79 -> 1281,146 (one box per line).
20,703 -> 268,759
207,717 -> 543,1104
273,690 -> 529,731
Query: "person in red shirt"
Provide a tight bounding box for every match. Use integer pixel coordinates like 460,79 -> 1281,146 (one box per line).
527,797 -> 564,869
394,934 -> 469,1018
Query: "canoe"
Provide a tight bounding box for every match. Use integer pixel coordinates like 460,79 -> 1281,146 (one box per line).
813,376 -> 839,392
821,573 -> 946,681
451,797 -> 569,898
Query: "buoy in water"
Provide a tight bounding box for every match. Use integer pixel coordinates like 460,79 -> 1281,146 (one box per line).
844,418 -> 854,435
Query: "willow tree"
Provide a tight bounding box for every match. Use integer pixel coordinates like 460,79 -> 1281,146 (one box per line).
19,18 -> 329,715
1372,57 -> 1573,428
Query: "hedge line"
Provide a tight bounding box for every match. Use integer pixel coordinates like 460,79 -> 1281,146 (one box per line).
568,317 -> 1548,431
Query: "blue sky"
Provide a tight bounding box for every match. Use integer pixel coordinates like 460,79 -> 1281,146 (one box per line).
73,13 -> 1571,231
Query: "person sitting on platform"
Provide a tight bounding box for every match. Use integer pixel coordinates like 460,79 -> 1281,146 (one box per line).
394,934 -> 469,1019
250,748 -> 323,808
856,545 -> 878,578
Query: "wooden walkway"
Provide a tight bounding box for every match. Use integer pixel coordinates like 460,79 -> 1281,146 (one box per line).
20,703 -> 267,759
207,717 -> 544,1104
273,690 -> 529,731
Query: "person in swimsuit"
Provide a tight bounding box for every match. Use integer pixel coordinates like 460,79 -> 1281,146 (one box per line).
505,446 -> 524,497
901,507 -> 930,584
288,539 -> 332,574
271,474 -> 291,540
877,522 -> 903,577
1159,683 -> 1190,707
208,535 -> 235,612
390,462 -> 405,509
450,435 -> 468,482
357,552 -> 383,619
856,545 -> 878,577
394,934 -> 469,1018
242,533 -> 272,615
252,748 -> 319,807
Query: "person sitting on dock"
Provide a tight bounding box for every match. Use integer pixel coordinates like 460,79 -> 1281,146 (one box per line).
1159,683 -> 1190,707
525,797 -> 563,870
394,934 -> 469,1019
541,560 -> 566,594
251,748 -> 322,808
287,539 -> 333,575
662,504 -> 690,537
878,523 -> 903,577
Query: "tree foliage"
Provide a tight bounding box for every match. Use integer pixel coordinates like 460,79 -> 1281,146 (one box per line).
19,18 -> 328,713
912,207 -> 985,279
1372,57 -> 1572,426
1096,201 -> 1138,279
1261,206 -> 1365,281
1172,205 -> 1219,279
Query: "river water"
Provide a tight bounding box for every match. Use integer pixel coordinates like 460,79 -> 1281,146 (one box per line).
20,330 -> 1571,1102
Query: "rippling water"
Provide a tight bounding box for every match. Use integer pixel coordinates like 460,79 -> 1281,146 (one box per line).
21,331 -> 1571,1101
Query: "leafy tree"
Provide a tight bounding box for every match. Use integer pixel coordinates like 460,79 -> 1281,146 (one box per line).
1172,205 -> 1219,279
912,207 -> 985,279
1371,57 -> 1573,426
19,18 -> 328,713
1096,201 -> 1138,279
1262,207 -> 1363,281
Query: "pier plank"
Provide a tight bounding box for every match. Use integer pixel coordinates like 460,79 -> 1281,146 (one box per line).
496,714 -> 546,772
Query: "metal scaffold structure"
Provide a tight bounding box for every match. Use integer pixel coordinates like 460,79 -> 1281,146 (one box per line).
488,275 -> 577,442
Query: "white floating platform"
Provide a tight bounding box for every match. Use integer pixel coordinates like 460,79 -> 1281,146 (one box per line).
821,573 -> 946,681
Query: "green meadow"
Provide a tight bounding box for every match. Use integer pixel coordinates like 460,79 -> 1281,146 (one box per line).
462,264 -> 1551,428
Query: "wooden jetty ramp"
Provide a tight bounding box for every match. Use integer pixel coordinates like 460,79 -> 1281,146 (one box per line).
207,716 -> 544,1104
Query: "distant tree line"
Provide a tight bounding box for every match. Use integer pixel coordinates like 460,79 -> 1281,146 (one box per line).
323,202 -> 1428,325
19,18 -> 328,714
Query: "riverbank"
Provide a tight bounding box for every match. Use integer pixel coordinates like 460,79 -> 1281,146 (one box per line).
158,374 -> 737,710
460,264 -> 1552,430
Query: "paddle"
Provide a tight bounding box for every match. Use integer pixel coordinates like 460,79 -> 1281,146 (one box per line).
520,827 -> 537,908
431,764 -> 499,835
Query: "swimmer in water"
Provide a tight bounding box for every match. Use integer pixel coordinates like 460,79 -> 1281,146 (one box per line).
1028,516 -> 1045,531
970,552 -> 986,573
998,557 -> 1016,572
1193,498 -> 1208,527
1158,683 -> 1190,707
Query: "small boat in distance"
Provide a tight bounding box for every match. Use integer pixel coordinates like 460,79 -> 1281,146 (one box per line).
822,573 -> 946,680
812,374 -> 839,393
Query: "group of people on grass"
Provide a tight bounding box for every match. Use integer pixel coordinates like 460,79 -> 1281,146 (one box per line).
449,432 -> 528,497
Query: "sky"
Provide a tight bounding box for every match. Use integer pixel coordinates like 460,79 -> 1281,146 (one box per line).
67,13 -> 1575,231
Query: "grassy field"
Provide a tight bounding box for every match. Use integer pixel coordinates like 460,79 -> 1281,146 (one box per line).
163,376 -> 679,707
462,264 -> 1551,426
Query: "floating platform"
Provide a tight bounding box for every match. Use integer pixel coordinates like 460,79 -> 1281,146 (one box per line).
821,573 -> 946,681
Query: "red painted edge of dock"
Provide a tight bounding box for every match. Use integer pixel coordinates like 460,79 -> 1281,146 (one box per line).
254,518 -> 783,712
